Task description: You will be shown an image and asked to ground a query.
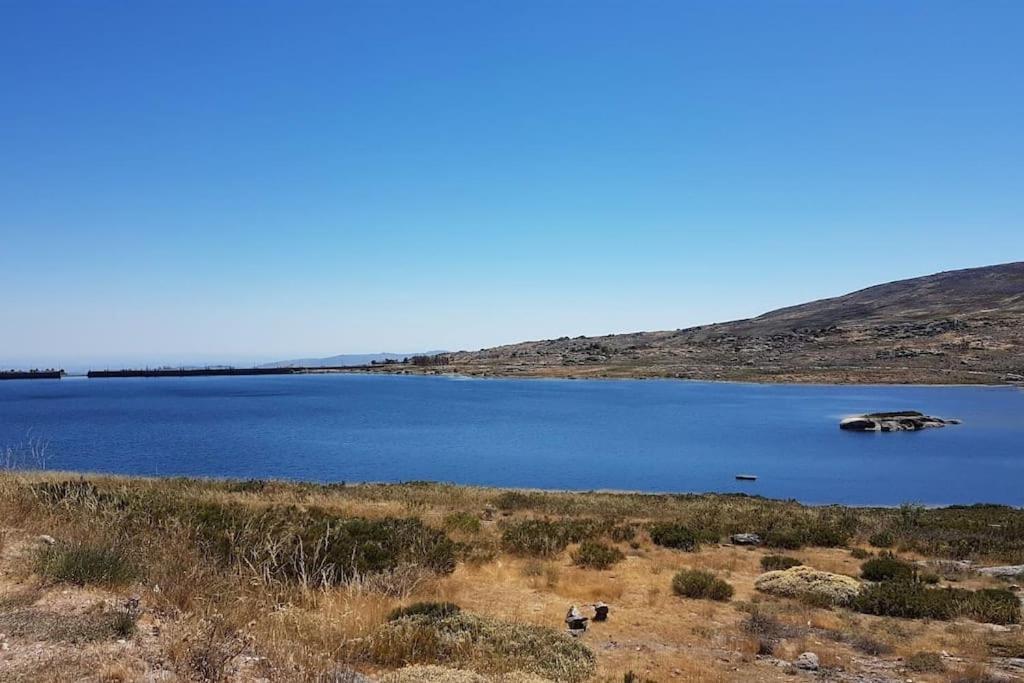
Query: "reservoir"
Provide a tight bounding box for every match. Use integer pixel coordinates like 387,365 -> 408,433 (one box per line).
1,374 -> 1021,506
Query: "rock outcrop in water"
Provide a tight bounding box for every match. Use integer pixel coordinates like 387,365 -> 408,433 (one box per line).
839,411 -> 961,432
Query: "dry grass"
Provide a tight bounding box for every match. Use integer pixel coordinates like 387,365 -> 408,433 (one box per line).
1,471 -> 1023,682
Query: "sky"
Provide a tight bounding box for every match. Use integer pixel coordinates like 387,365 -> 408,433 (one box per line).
2,1 -> 1022,368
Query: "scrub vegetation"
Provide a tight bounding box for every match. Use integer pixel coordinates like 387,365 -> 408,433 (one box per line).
1,472 -> 1023,681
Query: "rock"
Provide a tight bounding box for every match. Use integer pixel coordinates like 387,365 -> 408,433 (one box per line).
793,652 -> 819,671
37,534 -> 56,545
977,565 -> 1024,578
730,533 -> 762,545
755,566 -> 862,606
840,411 -> 959,432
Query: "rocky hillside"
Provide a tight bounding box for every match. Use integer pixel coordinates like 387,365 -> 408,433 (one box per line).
435,263 -> 1024,384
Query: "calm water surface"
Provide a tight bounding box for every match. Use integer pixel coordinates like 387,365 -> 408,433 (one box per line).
1,374 -> 1021,505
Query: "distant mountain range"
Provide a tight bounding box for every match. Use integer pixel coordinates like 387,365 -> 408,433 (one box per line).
421,263 -> 1024,384
261,352 -> 447,369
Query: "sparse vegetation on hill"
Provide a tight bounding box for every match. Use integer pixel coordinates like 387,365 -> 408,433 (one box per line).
376,262 -> 1024,384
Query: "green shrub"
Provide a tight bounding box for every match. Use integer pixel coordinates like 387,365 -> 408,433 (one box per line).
965,589 -> 1022,625
650,523 -> 698,551
500,518 -> 608,557
609,524 -> 637,543
920,571 -> 941,585
190,502 -> 457,586
905,651 -> 945,673
850,548 -> 871,559
671,569 -> 733,601
572,541 -> 625,570
36,541 -> 138,586
852,582 -> 1021,624
763,521 -> 851,550
869,530 -> 895,548
443,511 -> 481,534
387,601 -> 461,622
861,556 -> 915,582
760,555 -> 801,571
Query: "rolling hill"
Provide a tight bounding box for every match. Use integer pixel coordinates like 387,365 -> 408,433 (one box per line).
430,263 -> 1024,384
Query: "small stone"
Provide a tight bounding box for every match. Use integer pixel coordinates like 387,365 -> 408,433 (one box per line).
793,652 -> 819,671
38,534 -> 56,545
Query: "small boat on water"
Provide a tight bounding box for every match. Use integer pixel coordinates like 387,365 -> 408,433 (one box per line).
735,474 -> 757,481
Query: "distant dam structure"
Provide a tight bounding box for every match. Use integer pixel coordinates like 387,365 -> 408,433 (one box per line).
0,369 -> 64,381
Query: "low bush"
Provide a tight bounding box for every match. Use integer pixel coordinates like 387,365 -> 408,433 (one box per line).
443,511 -> 481,534
860,556 -> 915,582
762,519 -> 851,550
649,523 -> 699,551
760,555 -> 801,571
572,541 -> 625,570
868,531 -> 895,548
848,634 -> 892,656
754,566 -> 862,607
190,502 -> 457,586
500,518 -> 608,557
36,541 -> 138,586
905,651 -> 945,673
671,569 -> 733,601
355,612 -> 595,682
850,547 -> 871,559
852,582 -> 1021,624
609,524 -> 637,543
387,601 -> 461,621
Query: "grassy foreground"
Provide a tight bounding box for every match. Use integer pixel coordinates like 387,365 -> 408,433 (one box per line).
1,472 -> 1023,682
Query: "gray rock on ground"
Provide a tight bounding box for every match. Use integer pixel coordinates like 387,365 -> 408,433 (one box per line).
730,533 -> 762,546
793,652 -> 819,671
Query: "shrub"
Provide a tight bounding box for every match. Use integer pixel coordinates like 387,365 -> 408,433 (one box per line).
861,556 -> 915,582
355,612 -> 595,682
741,607 -> 789,643
671,569 -> 733,601
850,547 -> 871,559
572,541 -> 625,570
501,519 -> 571,557
869,531 -> 895,548
190,502 -> 457,586
500,518 -> 608,557
36,541 -> 137,586
443,512 -> 481,534
755,566 -> 862,607
849,635 -> 892,656
852,582 -> 1021,624
920,571 -> 941,585
761,555 -> 801,571
609,524 -> 637,543
649,523 -> 698,551
966,589 -> 1022,625
388,601 -> 461,622
762,518 -> 852,550
906,651 -> 945,673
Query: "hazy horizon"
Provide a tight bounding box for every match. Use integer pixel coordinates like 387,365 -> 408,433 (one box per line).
3,2 -> 1021,368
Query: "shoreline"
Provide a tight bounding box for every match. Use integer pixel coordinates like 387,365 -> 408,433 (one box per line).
5,468 -> 1021,511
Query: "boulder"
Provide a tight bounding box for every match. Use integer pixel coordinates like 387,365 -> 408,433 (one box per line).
793,652 -> 819,671
730,533 -> 762,546
840,411 -> 960,432
755,566 -> 862,606
977,565 -> 1024,578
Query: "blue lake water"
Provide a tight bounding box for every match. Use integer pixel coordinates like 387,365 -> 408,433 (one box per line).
0,374 -> 1021,506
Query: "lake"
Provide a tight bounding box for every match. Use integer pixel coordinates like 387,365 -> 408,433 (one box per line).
1,374 -> 1021,506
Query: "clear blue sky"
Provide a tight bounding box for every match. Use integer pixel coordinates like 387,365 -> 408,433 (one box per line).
2,1 -> 1021,367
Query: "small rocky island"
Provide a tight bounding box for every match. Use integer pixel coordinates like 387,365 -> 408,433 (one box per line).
839,411 -> 962,432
